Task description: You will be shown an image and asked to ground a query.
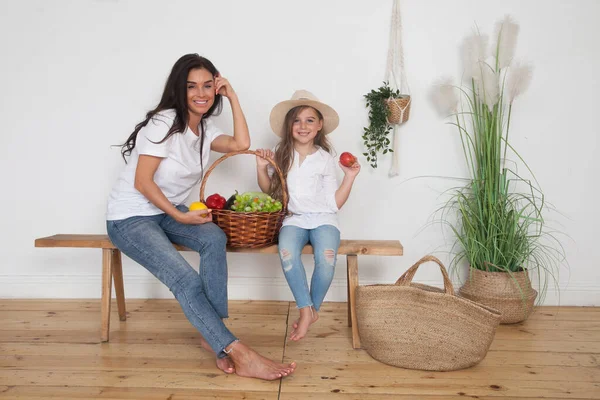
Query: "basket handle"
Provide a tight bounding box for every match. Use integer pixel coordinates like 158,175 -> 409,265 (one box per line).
394,255 -> 454,295
199,150 -> 288,210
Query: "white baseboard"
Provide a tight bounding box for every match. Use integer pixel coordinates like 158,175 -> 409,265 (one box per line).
0,275 -> 598,306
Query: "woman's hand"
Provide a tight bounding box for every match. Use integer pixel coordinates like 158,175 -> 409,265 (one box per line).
256,148 -> 274,169
176,209 -> 213,225
340,160 -> 361,178
215,75 -> 236,99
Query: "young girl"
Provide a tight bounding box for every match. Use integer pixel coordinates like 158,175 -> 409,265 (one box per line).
256,90 -> 360,341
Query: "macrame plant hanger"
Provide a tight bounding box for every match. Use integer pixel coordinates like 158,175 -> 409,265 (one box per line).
385,0 -> 411,178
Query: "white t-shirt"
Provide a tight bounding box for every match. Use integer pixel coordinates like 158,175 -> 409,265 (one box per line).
270,147 -> 339,229
106,109 -> 224,220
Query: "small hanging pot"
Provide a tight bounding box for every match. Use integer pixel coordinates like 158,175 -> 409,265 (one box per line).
386,95 -> 411,125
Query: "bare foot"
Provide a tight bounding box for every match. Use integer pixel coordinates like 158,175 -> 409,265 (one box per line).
227,341 -> 296,380
291,306 -> 317,330
289,307 -> 319,341
200,337 -> 235,374
216,356 -> 235,374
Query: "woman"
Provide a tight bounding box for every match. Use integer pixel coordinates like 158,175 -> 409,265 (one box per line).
106,54 -> 295,380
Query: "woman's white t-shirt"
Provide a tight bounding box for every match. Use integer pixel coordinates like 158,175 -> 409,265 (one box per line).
106,110 -> 224,220
272,147 -> 339,229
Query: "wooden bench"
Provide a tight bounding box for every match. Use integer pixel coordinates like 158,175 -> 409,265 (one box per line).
34,234 -> 403,349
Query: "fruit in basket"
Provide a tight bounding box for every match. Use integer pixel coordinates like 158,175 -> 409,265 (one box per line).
189,201 -> 208,211
339,152 -> 357,167
229,191 -> 283,213
206,193 -> 226,209
243,191 -> 270,200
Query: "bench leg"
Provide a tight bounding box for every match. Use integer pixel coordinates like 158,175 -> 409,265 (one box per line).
346,255 -> 361,349
101,248 -> 113,342
111,250 -> 127,322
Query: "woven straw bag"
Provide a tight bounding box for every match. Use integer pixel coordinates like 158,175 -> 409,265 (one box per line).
199,150 -> 288,248
356,255 -> 501,371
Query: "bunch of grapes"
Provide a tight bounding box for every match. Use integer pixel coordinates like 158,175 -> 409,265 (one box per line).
230,193 -> 283,213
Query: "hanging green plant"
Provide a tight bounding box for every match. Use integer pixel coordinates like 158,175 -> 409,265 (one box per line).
363,81 -> 401,168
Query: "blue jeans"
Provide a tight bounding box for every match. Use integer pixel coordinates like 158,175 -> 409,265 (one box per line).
106,205 -> 236,358
277,225 -> 341,311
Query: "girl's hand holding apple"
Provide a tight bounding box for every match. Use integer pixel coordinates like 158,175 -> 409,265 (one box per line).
339,152 -> 360,177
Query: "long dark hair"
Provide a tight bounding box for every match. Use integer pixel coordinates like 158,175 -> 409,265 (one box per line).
269,105 -> 332,201
120,54 -> 223,164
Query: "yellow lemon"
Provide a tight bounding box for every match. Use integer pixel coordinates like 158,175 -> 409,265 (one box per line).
189,201 -> 208,211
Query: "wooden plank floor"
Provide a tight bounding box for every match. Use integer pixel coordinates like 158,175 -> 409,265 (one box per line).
0,300 -> 599,399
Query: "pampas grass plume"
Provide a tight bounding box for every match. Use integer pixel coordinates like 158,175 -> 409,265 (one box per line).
462,33 -> 489,80
493,15 -> 520,69
473,63 -> 500,109
507,62 -> 533,103
430,77 -> 459,116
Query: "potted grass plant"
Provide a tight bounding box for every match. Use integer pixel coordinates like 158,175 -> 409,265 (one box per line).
430,16 -> 565,323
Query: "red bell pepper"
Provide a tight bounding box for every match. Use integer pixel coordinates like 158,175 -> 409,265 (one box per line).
206,193 -> 227,210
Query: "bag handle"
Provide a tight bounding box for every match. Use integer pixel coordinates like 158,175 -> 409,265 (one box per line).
394,255 -> 454,295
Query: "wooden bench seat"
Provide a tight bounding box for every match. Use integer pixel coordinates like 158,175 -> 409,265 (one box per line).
35,234 -> 403,348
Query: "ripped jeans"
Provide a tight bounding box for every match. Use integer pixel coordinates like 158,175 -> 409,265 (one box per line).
277,224 -> 341,311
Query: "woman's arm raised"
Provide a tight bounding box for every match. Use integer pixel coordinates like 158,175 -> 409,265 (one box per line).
210,77 -> 251,153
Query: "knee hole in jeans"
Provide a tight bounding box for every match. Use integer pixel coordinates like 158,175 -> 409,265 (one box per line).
323,249 -> 336,265
280,249 -> 294,272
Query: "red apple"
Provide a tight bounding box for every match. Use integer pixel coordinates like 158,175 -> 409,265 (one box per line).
339,152 -> 356,167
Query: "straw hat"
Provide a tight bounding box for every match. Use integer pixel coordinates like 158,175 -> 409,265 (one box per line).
269,90 -> 339,137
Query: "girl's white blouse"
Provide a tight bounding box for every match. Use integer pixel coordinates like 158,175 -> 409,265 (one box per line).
271,148 -> 339,230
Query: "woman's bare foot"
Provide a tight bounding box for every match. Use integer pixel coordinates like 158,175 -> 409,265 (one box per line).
199,337 -> 235,374
227,341 -> 296,380
289,306 -> 319,341
216,356 -> 235,374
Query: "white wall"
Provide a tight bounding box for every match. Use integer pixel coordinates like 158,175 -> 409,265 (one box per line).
1,0 -> 598,305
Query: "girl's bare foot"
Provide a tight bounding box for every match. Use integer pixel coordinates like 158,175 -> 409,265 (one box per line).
289,306 -> 319,341
227,341 -> 296,381
199,337 -> 235,374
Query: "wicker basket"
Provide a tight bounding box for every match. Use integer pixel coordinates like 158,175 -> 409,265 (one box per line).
386,95 -> 411,124
199,150 -> 288,248
356,255 -> 501,371
459,268 -> 538,324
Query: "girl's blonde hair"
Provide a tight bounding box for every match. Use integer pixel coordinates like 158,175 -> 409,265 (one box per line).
269,105 -> 333,201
